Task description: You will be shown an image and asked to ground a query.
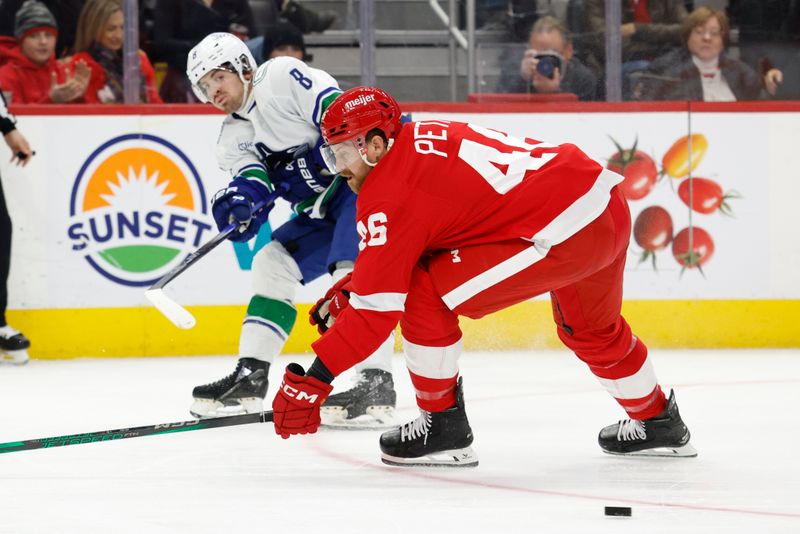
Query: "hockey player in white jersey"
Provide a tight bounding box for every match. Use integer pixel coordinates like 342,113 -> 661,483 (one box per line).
186,32 -> 395,426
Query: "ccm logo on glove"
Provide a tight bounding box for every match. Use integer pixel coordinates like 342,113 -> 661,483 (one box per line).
280,383 -> 321,403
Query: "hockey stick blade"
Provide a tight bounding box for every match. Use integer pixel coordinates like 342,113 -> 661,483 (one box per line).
145,288 -> 197,329
145,189 -> 282,328
0,411 -> 274,454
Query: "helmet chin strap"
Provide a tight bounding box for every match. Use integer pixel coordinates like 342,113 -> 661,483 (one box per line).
236,75 -> 254,115
359,138 -> 393,167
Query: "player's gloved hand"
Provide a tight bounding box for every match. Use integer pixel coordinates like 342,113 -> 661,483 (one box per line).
272,363 -> 333,439
211,178 -> 273,242
309,272 -> 352,334
272,141 -> 329,192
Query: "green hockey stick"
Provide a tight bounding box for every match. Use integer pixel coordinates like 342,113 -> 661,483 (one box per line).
0,411 -> 274,454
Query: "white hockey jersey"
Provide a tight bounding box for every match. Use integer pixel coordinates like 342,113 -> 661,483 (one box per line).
215,56 -> 341,207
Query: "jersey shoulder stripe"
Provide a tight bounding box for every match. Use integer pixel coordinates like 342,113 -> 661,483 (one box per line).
312,87 -> 341,126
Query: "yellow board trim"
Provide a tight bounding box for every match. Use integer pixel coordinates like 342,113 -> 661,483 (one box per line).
7,299 -> 800,359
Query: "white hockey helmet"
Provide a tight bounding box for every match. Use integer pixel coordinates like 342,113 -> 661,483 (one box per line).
187,32 -> 257,104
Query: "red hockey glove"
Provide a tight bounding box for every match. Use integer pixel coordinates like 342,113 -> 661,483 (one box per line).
272,363 -> 333,439
309,272 -> 353,334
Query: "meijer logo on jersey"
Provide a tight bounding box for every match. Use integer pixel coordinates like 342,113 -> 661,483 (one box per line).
68,134 -> 213,286
344,94 -> 375,111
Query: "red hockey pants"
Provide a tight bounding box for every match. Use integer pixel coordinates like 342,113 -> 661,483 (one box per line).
400,188 -> 666,419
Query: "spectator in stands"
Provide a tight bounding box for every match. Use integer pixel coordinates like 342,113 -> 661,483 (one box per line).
278,1 -> 336,34
583,0 -> 688,93
151,0 -> 255,102
246,20 -> 311,63
0,0 -> 84,57
496,16 -> 598,100
69,0 -> 161,103
731,0 -> 800,99
0,0 -> 90,104
637,6 -> 763,101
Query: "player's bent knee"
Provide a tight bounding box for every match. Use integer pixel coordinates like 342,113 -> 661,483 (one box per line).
252,241 -> 303,301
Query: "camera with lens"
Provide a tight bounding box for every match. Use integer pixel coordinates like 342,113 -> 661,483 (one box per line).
534,53 -> 562,79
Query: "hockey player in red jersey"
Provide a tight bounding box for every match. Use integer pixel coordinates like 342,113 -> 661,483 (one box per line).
271,86 -> 697,466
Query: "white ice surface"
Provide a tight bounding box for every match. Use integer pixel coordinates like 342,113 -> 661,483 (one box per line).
1,349 -> 799,533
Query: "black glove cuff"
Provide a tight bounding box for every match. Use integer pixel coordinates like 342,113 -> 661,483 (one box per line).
0,118 -> 16,136
307,357 -> 335,384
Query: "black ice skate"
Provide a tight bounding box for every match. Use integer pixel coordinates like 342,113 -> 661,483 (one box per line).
321,369 -> 397,429
379,377 -> 478,467
190,358 -> 269,418
0,326 -> 30,365
598,389 -> 697,457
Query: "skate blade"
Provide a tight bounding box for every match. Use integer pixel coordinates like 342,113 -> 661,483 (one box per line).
321,405 -> 397,430
189,397 -> 263,419
603,442 -> 698,458
381,446 -> 479,468
0,349 -> 29,365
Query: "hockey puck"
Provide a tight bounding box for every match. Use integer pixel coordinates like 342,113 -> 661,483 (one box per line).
604,506 -> 632,517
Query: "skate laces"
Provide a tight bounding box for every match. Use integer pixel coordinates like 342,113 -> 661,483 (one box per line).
350,371 -> 384,394
400,411 -> 432,443
616,419 -> 647,442
206,360 -> 247,389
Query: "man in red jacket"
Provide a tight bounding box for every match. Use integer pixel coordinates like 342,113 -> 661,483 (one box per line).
0,0 -> 88,104
270,86 -> 697,467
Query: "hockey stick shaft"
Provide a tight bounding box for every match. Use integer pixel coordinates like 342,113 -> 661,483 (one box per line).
0,411 -> 274,454
149,190 -> 281,292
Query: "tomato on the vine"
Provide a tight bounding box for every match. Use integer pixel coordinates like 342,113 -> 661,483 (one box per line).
677,177 -> 738,215
672,226 -> 715,272
607,137 -> 659,201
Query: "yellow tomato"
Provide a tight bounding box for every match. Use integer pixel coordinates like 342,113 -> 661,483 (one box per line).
662,134 -> 708,178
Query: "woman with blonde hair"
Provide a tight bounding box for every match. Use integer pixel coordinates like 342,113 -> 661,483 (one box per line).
69,0 -> 162,103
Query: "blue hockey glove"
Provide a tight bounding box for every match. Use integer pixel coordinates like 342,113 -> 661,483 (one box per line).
211,178 -> 273,242
272,141 -> 330,198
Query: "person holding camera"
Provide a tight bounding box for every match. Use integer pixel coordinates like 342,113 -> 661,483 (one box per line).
496,16 -> 598,101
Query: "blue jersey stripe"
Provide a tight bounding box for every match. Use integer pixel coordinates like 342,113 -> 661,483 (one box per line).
312,87 -> 340,126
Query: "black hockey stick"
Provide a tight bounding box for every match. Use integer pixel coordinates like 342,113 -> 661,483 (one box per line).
145,187 -> 284,329
0,411 -> 274,454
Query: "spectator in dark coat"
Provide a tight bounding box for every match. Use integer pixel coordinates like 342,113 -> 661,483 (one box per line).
151,0 -> 254,102
731,0 -> 800,99
246,20 -> 311,63
639,6 -> 763,101
496,16 -> 598,101
583,0 -> 688,64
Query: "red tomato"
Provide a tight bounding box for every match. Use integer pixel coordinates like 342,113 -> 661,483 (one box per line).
607,149 -> 659,201
633,206 -> 673,268
634,206 -> 673,250
677,177 -> 737,215
672,227 -> 715,270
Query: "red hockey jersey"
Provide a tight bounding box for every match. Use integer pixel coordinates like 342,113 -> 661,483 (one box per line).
313,120 -> 623,375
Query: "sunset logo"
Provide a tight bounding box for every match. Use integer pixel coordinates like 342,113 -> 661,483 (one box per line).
68,134 -> 213,286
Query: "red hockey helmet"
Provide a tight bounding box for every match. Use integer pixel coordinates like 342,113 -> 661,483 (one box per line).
321,86 -> 402,146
